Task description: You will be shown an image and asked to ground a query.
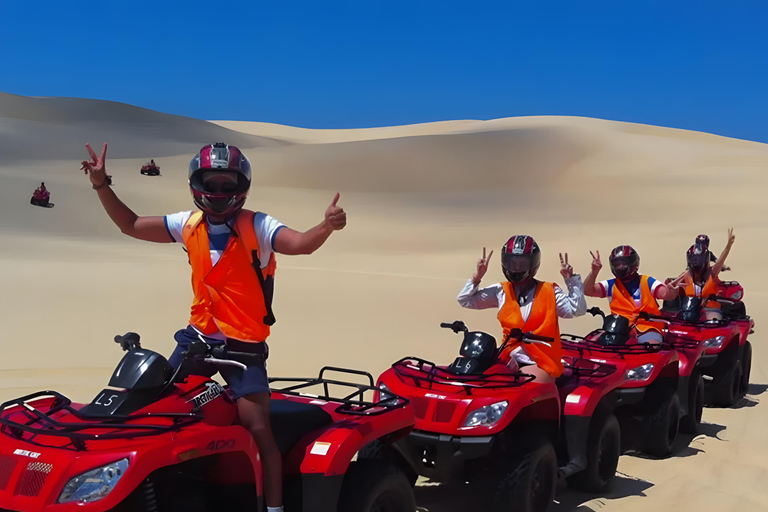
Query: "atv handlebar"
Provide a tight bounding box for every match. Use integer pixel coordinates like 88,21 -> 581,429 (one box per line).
440,321 -> 468,333
504,328 -> 554,346
115,332 -> 141,351
186,340 -> 266,370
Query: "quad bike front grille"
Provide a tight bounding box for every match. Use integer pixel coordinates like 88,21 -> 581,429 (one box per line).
0,455 -> 16,491
14,461 -> 53,497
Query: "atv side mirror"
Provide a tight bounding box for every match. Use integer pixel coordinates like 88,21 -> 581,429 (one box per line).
114,332 -> 141,351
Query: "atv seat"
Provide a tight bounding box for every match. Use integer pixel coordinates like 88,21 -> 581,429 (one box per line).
269,399 -> 333,456
719,300 -> 748,320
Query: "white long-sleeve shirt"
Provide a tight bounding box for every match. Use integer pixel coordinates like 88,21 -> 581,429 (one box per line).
457,275 -> 587,364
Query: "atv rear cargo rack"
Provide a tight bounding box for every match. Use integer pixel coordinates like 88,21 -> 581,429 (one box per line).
391,357 -> 536,394
561,335 -> 673,358
0,391 -> 202,451
269,366 -> 409,416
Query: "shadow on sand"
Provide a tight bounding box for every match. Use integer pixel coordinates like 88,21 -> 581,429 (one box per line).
414,473 -> 653,512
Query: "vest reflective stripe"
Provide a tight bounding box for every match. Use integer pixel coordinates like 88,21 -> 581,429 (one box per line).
181,210 -> 276,342
610,275 -> 665,333
684,272 -> 721,309
497,281 -> 563,377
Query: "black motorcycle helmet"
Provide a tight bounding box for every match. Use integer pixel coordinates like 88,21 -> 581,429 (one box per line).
609,245 -> 640,283
501,235 -> 541,284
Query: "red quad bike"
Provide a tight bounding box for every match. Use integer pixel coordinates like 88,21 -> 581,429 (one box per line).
560,306 -> 702,462
0,333 -> 416,512
659,291 -> 754,407
368,321 -> 606,512
140,163 -> 160,176
30,190 -> 53,209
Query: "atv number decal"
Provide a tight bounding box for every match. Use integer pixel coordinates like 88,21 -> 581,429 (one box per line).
88,389 -> 128,414
95,393 -> 120,407
188,382 -> 225,409
206,439 -> 235,452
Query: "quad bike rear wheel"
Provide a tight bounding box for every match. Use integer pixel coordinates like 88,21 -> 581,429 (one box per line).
709,357 -> 744,407
739,341 -> 752,398
567,413 -> 620,493
494,440 -> 557,512
680,374 -> 704,434
337,460 -> 416,512
643,388 -> 680,458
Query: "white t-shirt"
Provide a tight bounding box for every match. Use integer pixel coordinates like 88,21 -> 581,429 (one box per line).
164,210 -> 284,269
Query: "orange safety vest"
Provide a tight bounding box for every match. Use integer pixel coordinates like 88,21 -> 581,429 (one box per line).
181,210 -> 277,342
609,275 -> 664,333
684,272 -> 721,309
497,281 -> 563,377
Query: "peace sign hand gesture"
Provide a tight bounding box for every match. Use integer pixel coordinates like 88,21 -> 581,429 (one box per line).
80,142 -> 109,188
589,250 -> 602,272
472,247 -> 493,285
559,253 -> 573,279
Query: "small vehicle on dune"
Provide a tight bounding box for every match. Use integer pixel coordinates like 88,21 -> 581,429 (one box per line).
369,321 -> 622,512
658,290 -> 753,407
140,162 -> 160,176
0,333 -> 416,512
30,189 -> 52,208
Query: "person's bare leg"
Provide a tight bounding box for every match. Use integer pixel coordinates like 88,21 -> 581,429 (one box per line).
238,393 -> 282,508
523,364 -> 553,384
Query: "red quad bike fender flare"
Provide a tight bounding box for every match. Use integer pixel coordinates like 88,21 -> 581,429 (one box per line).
561,350 -> 677,417
277,399 -> 415,476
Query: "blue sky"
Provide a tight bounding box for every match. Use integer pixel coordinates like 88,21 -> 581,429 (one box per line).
3,1 -> 767,142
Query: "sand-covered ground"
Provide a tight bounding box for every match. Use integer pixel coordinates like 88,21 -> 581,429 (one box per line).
1,91 -> 768,510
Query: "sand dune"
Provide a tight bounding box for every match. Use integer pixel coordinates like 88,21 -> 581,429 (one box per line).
1,92 -> 768,511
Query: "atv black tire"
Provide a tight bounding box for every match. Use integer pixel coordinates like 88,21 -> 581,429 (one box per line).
740,341 -> 752,398
337,460 -> 416,512
495,440 -> 557,512
357,440 -> 417,486
680,374 -> 704,434
709,359 -> 743,407
643,389 -> 680,458
567,413 -> 620,493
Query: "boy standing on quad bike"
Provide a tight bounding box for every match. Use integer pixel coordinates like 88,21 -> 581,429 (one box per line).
584,246 -> 681,342
80,142 -> 346,512
457,235 -> 587,380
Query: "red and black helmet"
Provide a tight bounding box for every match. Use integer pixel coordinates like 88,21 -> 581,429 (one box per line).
609,245 -> 640,283
188,142 -> 251,219
501,235 -> 541,284
687,244 -> 709,274
695,234 -> 710,252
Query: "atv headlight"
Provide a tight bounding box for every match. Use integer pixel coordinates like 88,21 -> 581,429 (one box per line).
58,458 -> 129,503
625,363 -> 654,381
703,335 -> 726,348
730,290 -> 743,300
464,401 -> 508,427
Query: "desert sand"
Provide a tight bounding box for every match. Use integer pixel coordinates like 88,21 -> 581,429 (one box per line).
1,91 -> 768,510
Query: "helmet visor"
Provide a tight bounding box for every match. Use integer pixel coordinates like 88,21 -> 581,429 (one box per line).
502,255 -> 533,283
191,170 -> 249,195
610,257 -> 633,280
